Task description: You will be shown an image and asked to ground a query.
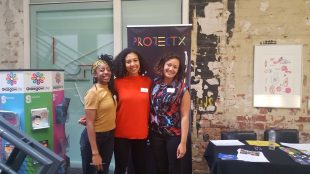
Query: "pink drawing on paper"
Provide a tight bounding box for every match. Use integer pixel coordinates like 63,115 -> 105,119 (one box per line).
264,56 -> 292,95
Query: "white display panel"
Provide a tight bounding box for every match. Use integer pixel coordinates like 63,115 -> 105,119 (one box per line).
253,45 -> 302,108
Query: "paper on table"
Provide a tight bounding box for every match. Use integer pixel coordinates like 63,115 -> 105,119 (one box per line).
210,140 -> 245,146
279,147 -> 310,165
280,142 -> 310,151
237,148 -> 269,163
246,140 -> 280,147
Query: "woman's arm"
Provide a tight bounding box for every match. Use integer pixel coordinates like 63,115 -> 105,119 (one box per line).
86,109 -> 103,171
177,90 -> 190,159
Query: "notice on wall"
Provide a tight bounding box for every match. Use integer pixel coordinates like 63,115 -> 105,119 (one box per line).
31,108 -> 50,130
253,45 -> 302,108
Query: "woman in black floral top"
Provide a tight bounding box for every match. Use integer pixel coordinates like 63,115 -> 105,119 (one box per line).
150,53 -> 190,174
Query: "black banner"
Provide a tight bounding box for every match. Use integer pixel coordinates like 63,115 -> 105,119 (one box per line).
127,24 -> 192,174
127,25 -> 192,85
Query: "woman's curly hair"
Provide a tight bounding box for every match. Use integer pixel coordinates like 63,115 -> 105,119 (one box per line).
113,48 -> 149,78
153,52 -> 185,81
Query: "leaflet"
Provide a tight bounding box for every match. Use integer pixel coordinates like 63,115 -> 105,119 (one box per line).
236,148 -> 269,163
210,140 -> 245,146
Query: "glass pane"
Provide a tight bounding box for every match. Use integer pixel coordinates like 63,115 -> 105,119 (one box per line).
31,3 -> 113,68
30,2 -> 113,167
122,0 -> 182,48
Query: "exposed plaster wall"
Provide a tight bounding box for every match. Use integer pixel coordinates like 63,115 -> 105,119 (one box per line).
0,0 -> 24,69
190,0 -> 310,173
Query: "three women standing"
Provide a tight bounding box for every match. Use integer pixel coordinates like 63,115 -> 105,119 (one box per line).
80,50 -> 190,174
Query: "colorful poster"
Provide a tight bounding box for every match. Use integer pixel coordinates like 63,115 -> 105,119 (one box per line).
264,56 -> 293,95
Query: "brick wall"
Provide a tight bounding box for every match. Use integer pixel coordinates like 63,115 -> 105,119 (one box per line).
190,0 -> 310,173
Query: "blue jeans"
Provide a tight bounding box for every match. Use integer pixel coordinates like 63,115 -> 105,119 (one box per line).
149,131 -> 183,174
80,128 -> 114,174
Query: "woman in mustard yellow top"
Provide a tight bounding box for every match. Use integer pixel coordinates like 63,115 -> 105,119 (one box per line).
83,55 -> 116,174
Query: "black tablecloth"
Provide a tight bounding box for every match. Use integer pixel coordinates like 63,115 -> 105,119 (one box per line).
204,141 -> 310,174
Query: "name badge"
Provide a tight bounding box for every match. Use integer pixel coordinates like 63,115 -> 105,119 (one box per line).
140,88 -> 148,93
167,88 -> 175,93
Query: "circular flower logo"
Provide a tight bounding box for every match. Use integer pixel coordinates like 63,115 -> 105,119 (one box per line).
6,72 -> 17,86
31,72 -> 45,85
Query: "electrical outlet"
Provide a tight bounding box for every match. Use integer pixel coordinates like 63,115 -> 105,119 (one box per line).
308,99 -> 310,108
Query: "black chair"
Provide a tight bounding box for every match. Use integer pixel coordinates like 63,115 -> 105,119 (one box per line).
221,131 -> 257,141
264,129 -> 299,143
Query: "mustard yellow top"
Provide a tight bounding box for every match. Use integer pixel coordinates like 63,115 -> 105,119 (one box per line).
84,84 -> 116,132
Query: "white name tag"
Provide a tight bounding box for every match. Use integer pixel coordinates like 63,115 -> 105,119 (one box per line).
140,88 -> 148,93
167,88 -> 175,93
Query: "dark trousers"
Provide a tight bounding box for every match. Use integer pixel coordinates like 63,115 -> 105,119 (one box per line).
114,138 -> 147,174
80,128 -> 114,174
149,131 -> 183,174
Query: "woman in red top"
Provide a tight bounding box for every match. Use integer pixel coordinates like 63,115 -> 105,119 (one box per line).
113,48 -> 152,174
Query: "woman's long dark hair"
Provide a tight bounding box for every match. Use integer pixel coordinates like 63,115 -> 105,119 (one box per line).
113,48 -> 149,78
153,52 -> 185,82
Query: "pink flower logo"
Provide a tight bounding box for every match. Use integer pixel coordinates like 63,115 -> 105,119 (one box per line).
6,72 -> 17,86
31,72 -> 45,85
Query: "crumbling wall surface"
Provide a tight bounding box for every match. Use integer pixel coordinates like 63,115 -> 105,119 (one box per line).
0,0 -> 24,69
190,0 -> 310,173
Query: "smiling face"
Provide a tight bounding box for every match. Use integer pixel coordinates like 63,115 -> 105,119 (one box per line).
125,52 -> 140,76
94,62 -> 111,85
163,58 -> 180,84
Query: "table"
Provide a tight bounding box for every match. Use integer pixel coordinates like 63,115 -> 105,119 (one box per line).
204,141 -> 310,174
